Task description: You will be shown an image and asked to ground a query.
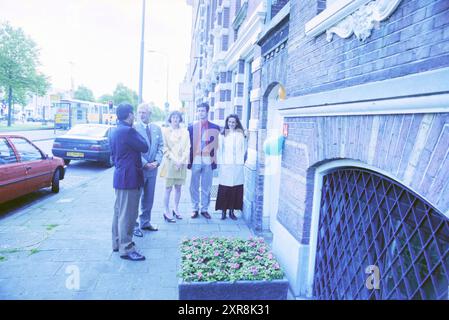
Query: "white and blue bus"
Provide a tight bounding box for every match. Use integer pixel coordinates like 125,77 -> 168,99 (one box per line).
53,99 -> 116,129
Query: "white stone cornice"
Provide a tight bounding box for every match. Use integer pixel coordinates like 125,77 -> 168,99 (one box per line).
305,0 -> 402,42
276,67 -> 449,117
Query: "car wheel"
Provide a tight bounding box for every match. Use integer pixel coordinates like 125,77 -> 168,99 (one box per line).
104,156 -> 113,168
64,159 -> 71,165
51,170 -> 60,193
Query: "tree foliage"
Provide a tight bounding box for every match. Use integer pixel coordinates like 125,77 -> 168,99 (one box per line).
73,85 -> 95,102
97,94 -> 113,105
150,103 -> 166,122
0,22 -> 50,125
112,83 -> 138,109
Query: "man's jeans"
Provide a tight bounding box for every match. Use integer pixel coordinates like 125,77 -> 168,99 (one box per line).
190,163 -> 213,212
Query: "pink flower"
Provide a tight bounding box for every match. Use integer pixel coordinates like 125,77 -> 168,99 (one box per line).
255,255 -> 262,260
268,253 -> 273,260
214,251 -> 220,256
272,263 -> 280,270
258,247 -> 266,254
197,272 -> 203,279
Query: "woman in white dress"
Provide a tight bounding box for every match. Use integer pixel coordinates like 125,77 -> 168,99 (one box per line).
215,114 -> 247,220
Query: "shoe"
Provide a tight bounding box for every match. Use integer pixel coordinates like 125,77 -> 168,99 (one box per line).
133,228 -> 143,237
172,210 -> 183,220
229,210 -> 237,220
191,211 -> 199,218
141,224 -> 158,231
201,211 -> 211,219
120,251 -> 145,261
164,214 -> 176,223
113,248 -> 118,252
221,210 -> 227,220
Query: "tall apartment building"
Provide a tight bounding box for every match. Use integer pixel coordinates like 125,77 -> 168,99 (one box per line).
186,0 -> 267,127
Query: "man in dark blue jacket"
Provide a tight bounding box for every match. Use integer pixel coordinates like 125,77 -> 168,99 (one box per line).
110,103 -> 148,261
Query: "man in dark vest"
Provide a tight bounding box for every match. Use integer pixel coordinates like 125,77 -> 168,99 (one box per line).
187,102 -> 220,219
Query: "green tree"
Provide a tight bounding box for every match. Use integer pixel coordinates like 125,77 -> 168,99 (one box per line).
150,103 -> 166,122
73,85 -> 95,102
97,94 -> 113,104
113,83 -> 138,110
0,22 -> 50,126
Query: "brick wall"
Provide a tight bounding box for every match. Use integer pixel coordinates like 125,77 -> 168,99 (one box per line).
287,0 -> 449,97
280,113 -> 449,243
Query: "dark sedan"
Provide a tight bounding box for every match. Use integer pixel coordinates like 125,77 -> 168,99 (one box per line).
52,124 -> 113,167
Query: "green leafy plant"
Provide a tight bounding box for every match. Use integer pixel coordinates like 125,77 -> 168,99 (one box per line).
179,237 -> 284,282
0,256 -> 6,262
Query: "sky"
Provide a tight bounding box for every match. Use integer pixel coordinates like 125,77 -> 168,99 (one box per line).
0,0 -> 193,110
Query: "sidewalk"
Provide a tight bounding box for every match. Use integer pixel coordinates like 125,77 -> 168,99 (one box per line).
0,168 -> 255,299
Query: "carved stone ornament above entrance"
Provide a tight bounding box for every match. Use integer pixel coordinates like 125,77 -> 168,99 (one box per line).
326,0 -> 402,41
304,0 -> 403,42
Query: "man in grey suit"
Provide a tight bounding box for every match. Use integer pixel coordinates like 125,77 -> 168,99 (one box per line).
133,103 -> 164,237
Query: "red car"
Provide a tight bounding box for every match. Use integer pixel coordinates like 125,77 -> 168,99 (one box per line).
0,134 -> 66,204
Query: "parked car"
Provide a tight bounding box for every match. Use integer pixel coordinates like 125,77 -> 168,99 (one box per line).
52,124 -> 113,167
0,135 -> 65,204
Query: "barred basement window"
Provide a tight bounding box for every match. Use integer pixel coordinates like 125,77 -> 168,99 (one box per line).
313,167 -> 449,300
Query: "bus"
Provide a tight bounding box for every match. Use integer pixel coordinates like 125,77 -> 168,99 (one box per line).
52,99 -> 116,129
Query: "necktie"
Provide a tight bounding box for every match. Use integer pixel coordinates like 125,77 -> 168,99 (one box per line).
146,125 -> 152,146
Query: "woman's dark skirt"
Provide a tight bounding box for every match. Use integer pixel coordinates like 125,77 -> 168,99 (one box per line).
215,184 -> 244,211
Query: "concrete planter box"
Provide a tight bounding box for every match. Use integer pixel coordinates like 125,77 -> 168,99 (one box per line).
178,278 -> 289,300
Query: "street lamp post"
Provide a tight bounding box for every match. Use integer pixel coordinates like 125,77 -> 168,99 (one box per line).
138,0 -> 147,104
147,50 -> 169,113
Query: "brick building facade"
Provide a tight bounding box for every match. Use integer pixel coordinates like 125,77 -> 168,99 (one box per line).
267,0 -> 449,298
186,0 -> 449,299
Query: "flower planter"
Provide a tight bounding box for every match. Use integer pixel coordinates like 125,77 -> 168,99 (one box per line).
178,278 -> 289,300
178,237 -> 289,300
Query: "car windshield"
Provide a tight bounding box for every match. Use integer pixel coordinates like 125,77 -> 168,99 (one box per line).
66,125 -> 108,138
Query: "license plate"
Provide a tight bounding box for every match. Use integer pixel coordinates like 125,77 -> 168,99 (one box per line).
66,152 -> 84,157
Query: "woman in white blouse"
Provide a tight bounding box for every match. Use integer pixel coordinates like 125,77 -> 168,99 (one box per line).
215,114 -> 247,220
